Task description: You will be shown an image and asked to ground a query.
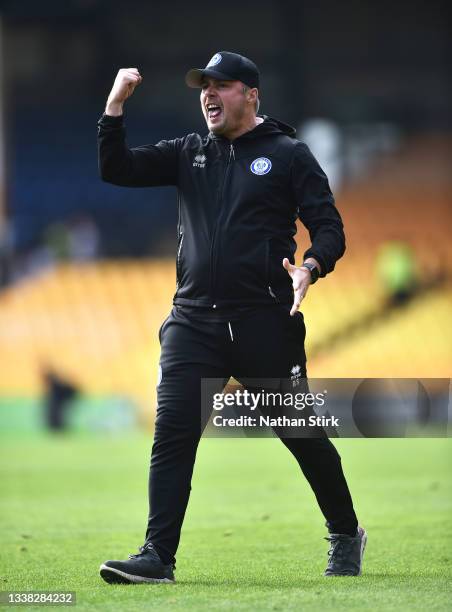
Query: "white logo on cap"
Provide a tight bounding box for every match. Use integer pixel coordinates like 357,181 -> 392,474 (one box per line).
207,53 -> 222,67
250,157 -> 272,175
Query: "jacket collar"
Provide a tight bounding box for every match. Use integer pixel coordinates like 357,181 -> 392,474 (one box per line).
207,115 -> 296,142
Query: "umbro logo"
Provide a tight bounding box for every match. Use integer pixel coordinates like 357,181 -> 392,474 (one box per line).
193,154 -> 207,168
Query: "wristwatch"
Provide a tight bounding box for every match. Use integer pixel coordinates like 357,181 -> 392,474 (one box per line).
301,262 -> 319,284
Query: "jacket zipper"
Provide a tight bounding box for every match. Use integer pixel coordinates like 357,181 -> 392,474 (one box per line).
209,142 -> 235,308
175,192 -> 182,292
176,232 -> 184,288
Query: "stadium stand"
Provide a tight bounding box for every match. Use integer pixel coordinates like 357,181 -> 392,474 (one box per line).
1,137 -> 450,423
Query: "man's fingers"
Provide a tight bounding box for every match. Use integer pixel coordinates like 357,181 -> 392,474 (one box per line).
121,73 -> 142,84
115,69 -> 143,88
283,260 -> 312,313
290,290 -> 302,316
106,68 -> 143,115
126,71 -> 142,80
282,257 -> 295,273
109,68 -> 143,106
121,68 -> 141,77
290,302 -> 302,316
290,284 -> 309,316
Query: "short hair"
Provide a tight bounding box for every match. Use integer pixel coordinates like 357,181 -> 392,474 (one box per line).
243,85 -> 260,114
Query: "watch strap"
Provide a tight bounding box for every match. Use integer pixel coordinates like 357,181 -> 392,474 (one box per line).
301,262 -> 319,284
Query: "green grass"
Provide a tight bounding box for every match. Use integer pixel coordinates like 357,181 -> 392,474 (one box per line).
1,433 -> 451,610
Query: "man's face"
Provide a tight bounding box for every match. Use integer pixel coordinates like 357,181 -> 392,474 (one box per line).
200,77 -> 249,137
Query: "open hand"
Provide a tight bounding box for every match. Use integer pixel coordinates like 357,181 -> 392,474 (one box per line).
282,258 -> 312,316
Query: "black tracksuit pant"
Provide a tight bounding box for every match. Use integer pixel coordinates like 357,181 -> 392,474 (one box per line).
145,305 -> 358,565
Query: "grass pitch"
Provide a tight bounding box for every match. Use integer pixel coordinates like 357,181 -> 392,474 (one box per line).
1,433 -> 451,611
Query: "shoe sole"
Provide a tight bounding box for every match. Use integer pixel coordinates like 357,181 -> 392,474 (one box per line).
99,564 -> 175,584
324,528 -> 367,577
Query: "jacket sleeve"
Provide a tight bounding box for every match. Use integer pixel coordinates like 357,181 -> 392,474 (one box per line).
97,113 -> 181,187
291,142 -> 346,276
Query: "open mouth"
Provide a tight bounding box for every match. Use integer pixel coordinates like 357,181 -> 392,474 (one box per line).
206,103 -> 222,120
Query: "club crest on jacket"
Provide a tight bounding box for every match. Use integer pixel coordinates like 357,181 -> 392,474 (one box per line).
250,157 -> 272,175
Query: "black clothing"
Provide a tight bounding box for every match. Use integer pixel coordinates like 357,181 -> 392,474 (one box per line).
185,50 -> 260,89
174,302 -> 285,323
146,306 -> 357,565
97,112 -> 356,567
98,114 -> 345,309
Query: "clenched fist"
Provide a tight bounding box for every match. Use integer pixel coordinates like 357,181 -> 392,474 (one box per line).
105,68 -> 143,116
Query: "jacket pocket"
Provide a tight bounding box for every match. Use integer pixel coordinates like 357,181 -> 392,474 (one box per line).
265,238 -> 278,300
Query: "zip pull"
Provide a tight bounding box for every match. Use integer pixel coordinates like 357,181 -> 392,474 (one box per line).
229,143 -> 235,162
177,233 -> 184,260
268,285 -> 277,299
228,321 -> 234,342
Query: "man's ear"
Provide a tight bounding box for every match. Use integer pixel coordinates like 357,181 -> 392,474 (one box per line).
247,88 -> 258,105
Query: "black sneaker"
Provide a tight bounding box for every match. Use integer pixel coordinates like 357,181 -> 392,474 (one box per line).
324,526 -> 367,576
99,543 -> 175,584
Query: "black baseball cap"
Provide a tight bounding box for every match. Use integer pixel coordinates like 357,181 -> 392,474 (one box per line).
185,51 -> 260,89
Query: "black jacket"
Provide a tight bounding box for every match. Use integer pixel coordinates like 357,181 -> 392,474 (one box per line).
97,114 -> 345,308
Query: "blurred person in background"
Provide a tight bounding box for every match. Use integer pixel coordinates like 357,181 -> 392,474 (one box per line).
97,51 -> 366,584
42,369 -> 79,431
376,241 -> 418,305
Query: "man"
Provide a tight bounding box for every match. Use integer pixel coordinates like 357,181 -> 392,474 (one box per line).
97,51 -> 366,584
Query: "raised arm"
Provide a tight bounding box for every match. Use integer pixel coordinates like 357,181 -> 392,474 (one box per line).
98,68 -> 180,187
